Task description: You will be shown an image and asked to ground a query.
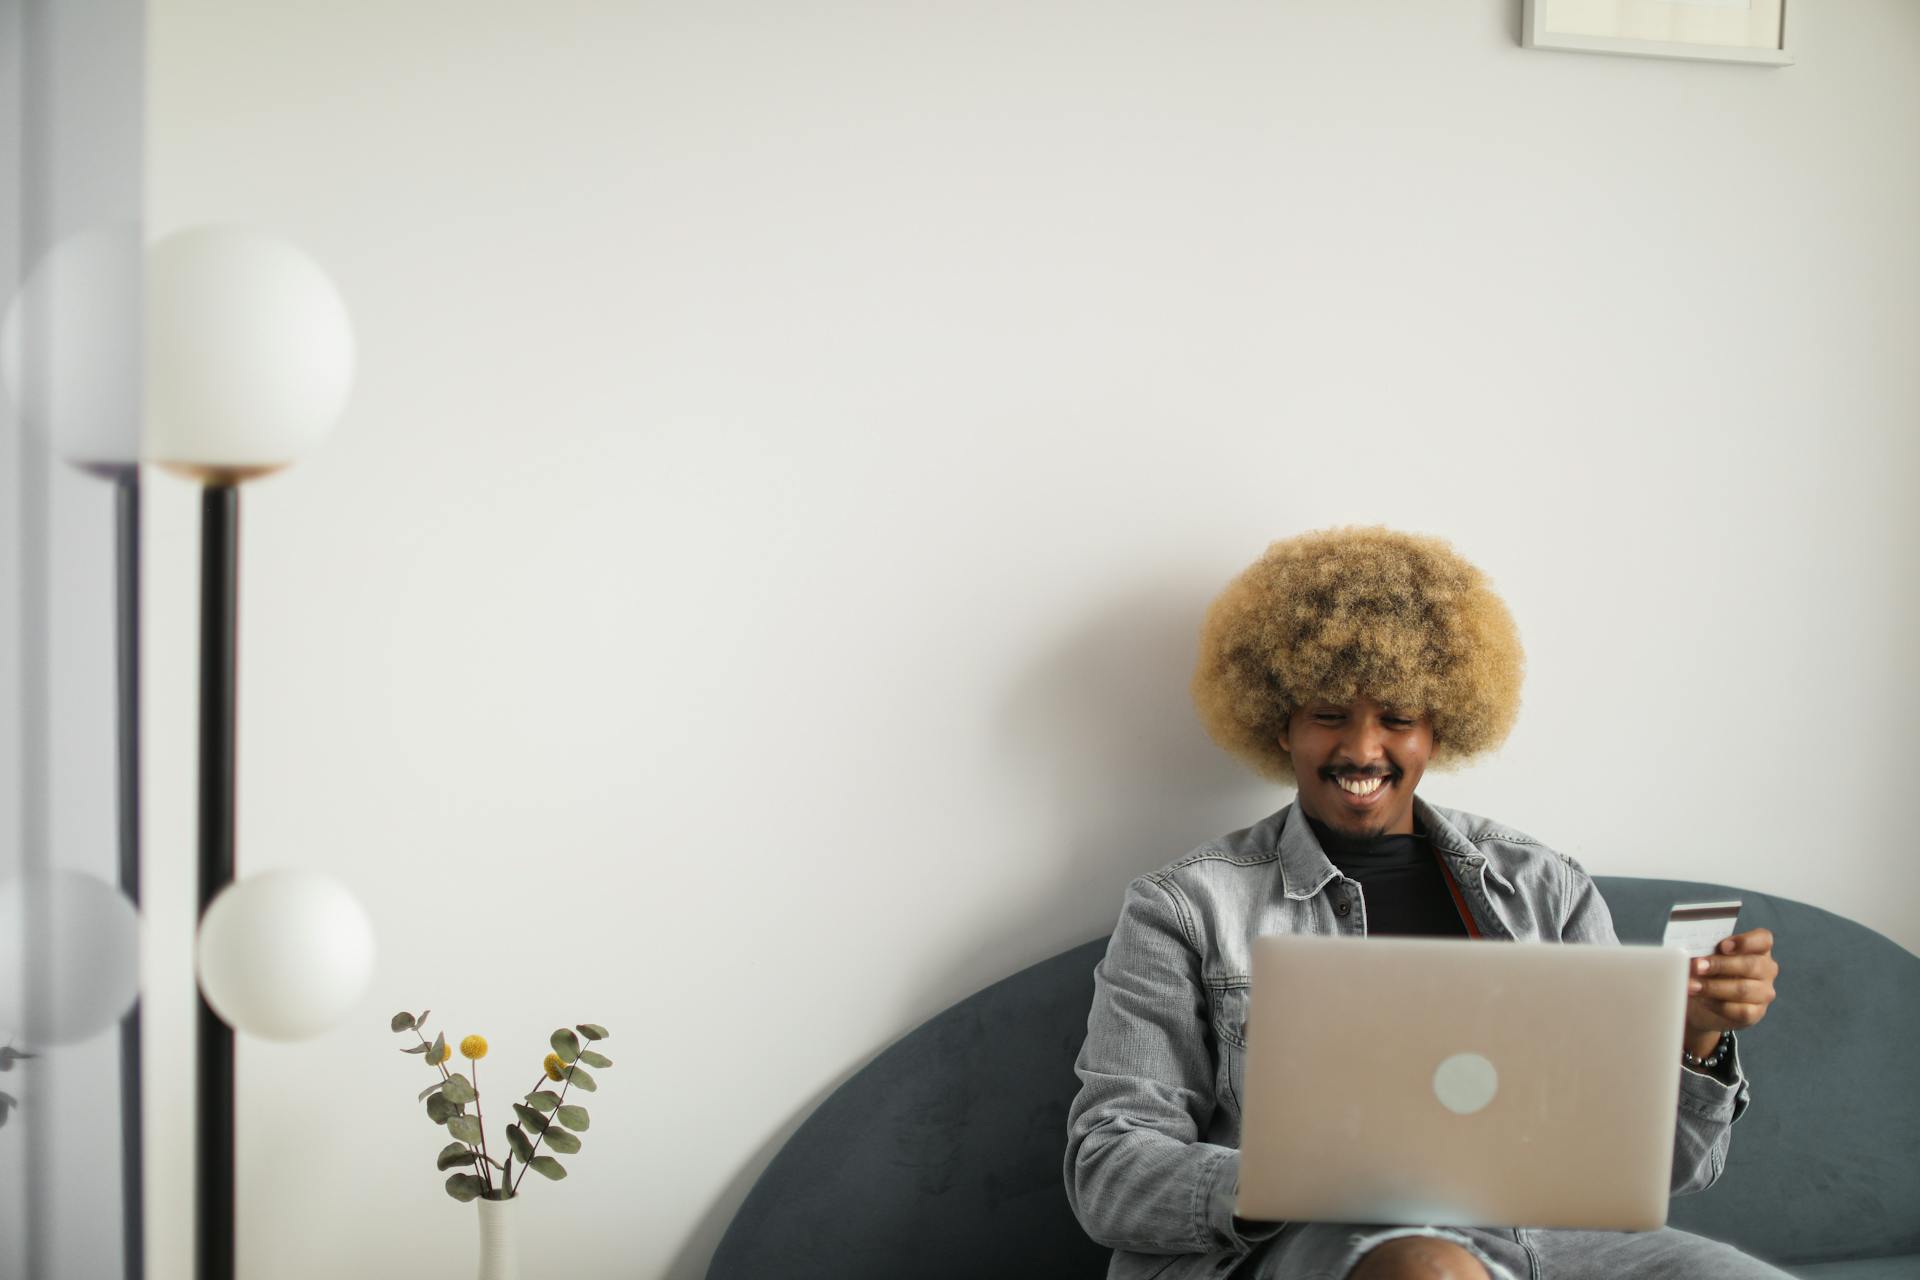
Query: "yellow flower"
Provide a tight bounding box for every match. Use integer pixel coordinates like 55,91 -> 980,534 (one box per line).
543,1052 -> 566,1081
429,1039 -> 452,1066
460,1035 -> 488,1061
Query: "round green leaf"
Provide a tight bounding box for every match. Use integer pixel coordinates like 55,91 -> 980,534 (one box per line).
550,1029 -> 579,1064
447,1115 -> 482,1145
555,1105 -> 589,1132
528,1156 -> 567,1181
428,1032 -> 448,1066
416,1009 -> 431,1025
512,1104 -> 548,1134
436,1142 -> 476,1172
444,1172 -> 487,1202
507,1124 -> 535,1164
525,1090 -> 561,1114
390,1012 -> 416,1033
426,1093 -> 455,1125
578,1050 -> 612,1069
574,1023 -> 608,1041
441,1074 -> 476,1105
417,1082 -> 444,1102
543,1128 -> 581,1155
566,1066 -> 596,1092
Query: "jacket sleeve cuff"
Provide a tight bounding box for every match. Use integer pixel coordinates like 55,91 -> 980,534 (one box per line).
1207,1148 -> 1288,1253
1679,1030 -> 1751,1125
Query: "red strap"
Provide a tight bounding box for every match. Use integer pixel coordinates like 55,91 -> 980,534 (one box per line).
1435,851 -> 1483,939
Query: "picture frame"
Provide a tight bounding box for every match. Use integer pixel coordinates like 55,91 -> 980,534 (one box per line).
1522,0 -> 1792,67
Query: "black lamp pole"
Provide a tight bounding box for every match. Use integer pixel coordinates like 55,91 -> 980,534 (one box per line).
150,225 -> 353,1280
195,482 -> 239,1280
112,467 -> 146,1280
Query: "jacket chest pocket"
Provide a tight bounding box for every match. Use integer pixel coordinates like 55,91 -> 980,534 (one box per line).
1210,982 -> 1250,1114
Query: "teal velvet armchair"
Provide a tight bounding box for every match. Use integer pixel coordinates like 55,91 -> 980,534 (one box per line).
709,878 -> 1920,1279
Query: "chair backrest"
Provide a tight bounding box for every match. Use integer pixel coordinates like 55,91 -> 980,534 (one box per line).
707,878 -> 1920,1277
706,933 -> 1109,1279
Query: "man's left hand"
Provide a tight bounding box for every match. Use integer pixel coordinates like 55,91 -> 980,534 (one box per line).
1685,927 -> 1778,1049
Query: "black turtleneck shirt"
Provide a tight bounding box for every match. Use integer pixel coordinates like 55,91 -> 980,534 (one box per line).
1307,812 -> 1469,938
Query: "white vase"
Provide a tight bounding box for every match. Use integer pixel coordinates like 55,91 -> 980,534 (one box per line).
476,1195 -> 520,1280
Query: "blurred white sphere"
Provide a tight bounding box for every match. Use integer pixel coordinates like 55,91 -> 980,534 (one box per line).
0,870 -> 142,1047
196,869 -> 375,1042
147,224 -> 355,474
0,225 -> 144,467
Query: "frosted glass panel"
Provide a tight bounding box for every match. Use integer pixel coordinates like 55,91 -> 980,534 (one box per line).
0,1 -> 146,1278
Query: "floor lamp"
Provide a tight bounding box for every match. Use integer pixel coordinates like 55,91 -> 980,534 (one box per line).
146,224 -> 359,1280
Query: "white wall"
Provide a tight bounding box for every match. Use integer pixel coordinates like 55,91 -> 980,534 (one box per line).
143,2 -> 1920,1277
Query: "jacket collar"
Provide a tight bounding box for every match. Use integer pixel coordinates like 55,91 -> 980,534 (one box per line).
1274,793 -> 1511,900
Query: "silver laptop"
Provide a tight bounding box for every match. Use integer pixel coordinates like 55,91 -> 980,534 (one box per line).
1233,933 -> 1689,1232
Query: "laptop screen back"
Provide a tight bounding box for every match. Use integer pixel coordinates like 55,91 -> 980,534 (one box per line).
1233,933 -> 1689,1232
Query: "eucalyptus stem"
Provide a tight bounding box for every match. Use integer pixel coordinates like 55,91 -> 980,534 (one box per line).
503,1066 -> 549,1197
415,1027 -> 484,1170
506,1071 -> 549,1196
471,1056 -> 495,1196
511,1067 -> 577,1196
499,1074 -> 552,1205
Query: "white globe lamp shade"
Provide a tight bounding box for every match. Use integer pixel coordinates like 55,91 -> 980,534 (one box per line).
0,870 -> 143,1047
146,224 -> 355,479
0,224 -> 144,469
196,869 -> 375,1042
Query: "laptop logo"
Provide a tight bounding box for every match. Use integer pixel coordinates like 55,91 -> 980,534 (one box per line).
1432,1052 -> 1499,1115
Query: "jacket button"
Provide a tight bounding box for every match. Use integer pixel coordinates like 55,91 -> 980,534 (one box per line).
1335,901 -> 1351,917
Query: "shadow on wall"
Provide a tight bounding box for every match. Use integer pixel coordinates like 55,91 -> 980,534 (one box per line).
678,566 -> 1285,1279
983,571 -> 1280,968
668,1060 -> 861,1280
899,567 -> 1298,1042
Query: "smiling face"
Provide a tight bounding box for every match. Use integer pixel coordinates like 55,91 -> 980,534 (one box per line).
1277,695 -> 1435,837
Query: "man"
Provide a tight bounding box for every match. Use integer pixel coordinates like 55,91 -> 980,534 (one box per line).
1063,525 -> 1783,1280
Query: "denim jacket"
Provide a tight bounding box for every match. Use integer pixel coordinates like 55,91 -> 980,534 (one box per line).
1062,795 -> 1751,1280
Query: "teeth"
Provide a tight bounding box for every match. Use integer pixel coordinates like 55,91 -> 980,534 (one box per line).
1337,776 -> 1385,795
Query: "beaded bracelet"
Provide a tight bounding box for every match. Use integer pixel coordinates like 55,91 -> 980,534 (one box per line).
1682,1030 -> 1733,1072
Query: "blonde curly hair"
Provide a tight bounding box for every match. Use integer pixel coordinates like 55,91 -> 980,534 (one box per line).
1190,525 -> 1525,785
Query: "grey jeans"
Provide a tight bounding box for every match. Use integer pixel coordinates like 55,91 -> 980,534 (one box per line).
1236,1221 -> 1796,1280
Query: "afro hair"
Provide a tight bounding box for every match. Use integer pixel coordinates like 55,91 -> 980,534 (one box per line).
1190,525 -> 1525,785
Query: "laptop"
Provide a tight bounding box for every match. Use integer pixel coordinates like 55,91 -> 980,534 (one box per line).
1233,933 -> 1689,1232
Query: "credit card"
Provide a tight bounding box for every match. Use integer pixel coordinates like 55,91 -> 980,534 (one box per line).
1663,900 -> 1742,958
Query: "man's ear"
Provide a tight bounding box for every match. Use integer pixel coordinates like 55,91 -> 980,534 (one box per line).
1276,707 -> 1291,755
